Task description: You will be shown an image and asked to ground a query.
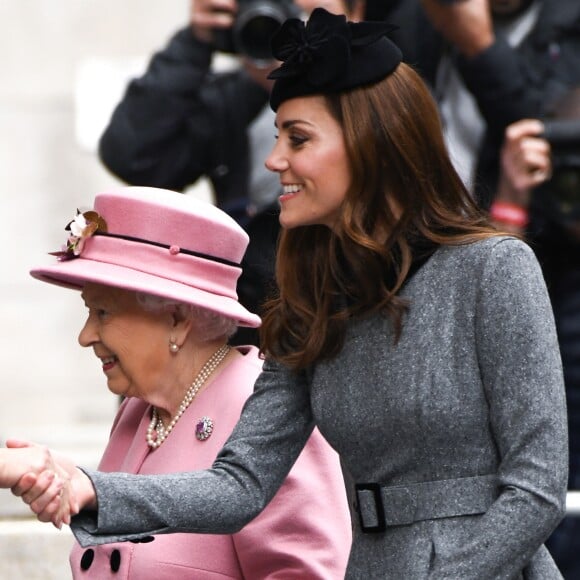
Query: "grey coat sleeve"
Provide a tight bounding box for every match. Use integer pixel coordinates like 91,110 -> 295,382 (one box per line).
71,359 -> 315,547
430,238 -> 568,579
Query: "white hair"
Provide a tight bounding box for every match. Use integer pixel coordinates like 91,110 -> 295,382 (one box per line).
135,292 -> 238,342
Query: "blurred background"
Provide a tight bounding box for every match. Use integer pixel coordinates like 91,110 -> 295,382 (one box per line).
0,1 -> 213,576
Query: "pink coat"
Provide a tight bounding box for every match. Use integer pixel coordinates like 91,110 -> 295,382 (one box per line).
69,346 -> 352,579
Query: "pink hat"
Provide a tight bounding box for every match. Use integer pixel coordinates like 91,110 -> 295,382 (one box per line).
30,186 -> 261,328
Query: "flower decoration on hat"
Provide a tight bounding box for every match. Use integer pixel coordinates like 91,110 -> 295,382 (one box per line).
268,8 -> 398,88
50,209 -> 108,261
269,9 -> 351,87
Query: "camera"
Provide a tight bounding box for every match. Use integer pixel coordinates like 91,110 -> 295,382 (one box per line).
213,0 -> 301,65
537,119 -> 580,223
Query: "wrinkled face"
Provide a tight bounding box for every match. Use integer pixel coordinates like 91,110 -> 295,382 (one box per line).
78,283 -> 174,402
265,95 -> 352,230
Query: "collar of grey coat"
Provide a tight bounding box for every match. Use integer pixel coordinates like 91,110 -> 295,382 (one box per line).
386,241 -> 439,291
341,237 -> 439,308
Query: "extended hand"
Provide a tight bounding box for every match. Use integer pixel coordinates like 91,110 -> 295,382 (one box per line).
6,439 -> 80,528
0,442 -> 56,488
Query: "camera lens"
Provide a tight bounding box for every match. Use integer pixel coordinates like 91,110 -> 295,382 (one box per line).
552,167 -> 580,214
234,3 -> 288,64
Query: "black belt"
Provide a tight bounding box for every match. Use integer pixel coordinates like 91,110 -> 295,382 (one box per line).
355,474 -> 498,533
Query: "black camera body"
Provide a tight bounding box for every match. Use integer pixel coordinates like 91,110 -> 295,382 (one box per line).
213,0 -> 301,65
537,119 -> 580,223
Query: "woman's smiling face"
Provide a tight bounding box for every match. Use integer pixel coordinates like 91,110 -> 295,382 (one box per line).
78,282 -> 174,402
265,95 -> 352,230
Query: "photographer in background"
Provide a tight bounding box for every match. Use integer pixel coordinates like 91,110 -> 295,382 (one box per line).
417,0 -> 580,209
492,92 -> 580,578
98,0 -> 384,346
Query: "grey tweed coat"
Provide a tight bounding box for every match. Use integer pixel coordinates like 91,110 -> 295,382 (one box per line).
72,237 -> 568,579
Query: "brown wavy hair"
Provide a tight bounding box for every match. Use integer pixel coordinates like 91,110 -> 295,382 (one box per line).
260,63 -> 501,370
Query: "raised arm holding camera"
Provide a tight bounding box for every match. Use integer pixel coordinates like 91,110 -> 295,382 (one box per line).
490,117 -> 552,234
415,0 -> 580,209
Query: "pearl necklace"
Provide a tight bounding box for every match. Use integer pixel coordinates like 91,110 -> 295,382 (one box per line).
146,344 -> 230,449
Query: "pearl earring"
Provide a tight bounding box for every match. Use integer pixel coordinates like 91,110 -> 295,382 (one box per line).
169,340 -> 179,353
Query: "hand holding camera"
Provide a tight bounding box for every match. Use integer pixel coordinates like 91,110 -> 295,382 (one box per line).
490,119 -> 548,233
190,0 -> 238,44
493,111 -> 580,236
499,119 -> 551,204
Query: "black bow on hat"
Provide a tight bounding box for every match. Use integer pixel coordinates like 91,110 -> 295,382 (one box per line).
268,8 -> 402,110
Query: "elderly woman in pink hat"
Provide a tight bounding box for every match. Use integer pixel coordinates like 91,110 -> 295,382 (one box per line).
0,185 -> 351,579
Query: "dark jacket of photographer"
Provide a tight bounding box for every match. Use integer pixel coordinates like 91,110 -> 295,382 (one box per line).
99,27 -> 270,228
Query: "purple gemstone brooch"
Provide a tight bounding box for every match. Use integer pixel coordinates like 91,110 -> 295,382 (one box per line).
195,416 -> 214,441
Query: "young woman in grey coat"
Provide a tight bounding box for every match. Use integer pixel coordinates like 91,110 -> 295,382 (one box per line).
11,8 -> 568,579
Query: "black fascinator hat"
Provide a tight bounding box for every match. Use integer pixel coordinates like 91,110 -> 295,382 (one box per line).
268,8 -> 402,111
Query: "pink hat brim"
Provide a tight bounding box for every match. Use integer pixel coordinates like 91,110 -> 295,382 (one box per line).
30,259 -> 261,329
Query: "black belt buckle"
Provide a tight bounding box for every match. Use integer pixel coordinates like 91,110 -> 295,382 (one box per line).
355,482 -> 386,533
